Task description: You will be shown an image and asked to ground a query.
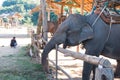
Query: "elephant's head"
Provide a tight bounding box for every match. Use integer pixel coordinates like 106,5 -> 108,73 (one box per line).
57,14 -> 94,48
41,14 -> 94,72
63,22 -> 94,48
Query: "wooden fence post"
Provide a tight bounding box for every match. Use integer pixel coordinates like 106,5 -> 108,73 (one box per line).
41,0 -> 48,41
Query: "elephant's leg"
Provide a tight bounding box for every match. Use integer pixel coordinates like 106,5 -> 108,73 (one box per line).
92,65 -> 97,80
82,46 -> 102,80
114,60 -> 120,78
82,62 -> 94,80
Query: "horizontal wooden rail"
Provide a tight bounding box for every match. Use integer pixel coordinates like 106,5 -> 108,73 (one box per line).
58,47 -> 112,68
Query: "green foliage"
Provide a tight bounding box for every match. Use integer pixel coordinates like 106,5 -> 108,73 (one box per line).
3,17 -> 8,22
0,0 -> 59,26
0,0 -> 37,26
21,13 -> 33,25
64,7 -> 69,13
31,12 -> 39,25
31,11 -> 58,26
50,12 -> 58,22
1,0 -> 36,13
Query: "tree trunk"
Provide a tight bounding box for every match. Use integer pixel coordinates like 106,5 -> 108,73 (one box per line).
41,0 -> 48,41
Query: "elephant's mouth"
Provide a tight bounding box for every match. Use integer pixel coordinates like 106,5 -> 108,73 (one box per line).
63,38 -> 81,48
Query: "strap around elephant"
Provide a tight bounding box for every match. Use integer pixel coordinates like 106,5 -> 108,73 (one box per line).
92,5 -> 107,27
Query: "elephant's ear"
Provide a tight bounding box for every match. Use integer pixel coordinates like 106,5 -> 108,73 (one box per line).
79,23 -> 94,42
64,23 -> 94,47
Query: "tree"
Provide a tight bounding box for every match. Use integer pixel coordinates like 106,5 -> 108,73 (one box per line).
0,0 -> 38,25
31,12 -> 39,25
50,12 -> 58,22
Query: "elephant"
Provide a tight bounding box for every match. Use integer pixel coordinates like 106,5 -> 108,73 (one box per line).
41,13 -> 120,80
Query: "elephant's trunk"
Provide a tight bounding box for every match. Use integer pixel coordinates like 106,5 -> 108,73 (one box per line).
41,39 -> 60,73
